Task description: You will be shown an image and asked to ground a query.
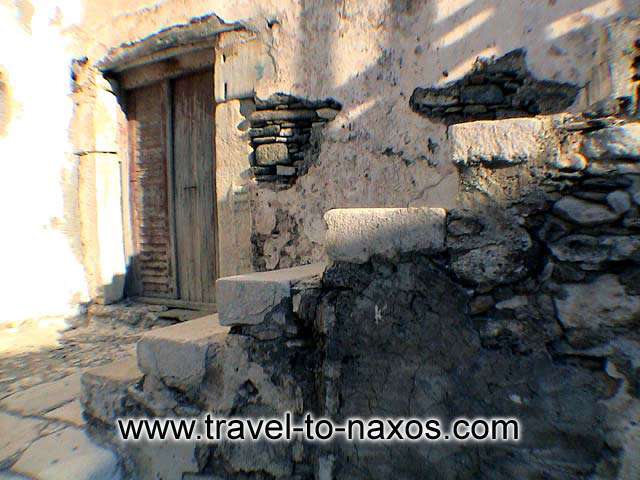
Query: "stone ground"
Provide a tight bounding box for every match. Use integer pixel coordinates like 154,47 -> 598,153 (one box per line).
0,302 -> 197,479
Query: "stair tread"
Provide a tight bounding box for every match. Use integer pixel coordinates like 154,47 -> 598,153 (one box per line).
138,313 -> 227,343
219,263 -> 325,284
81,355 -> 142,424
82,355 -> 141,383
216,263 -> 325,327
136,314 -> 228,392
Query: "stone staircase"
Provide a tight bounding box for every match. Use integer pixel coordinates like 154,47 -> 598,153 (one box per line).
75,115 -> 640,479
75,214 -> 449,479
79,263 -> 326,479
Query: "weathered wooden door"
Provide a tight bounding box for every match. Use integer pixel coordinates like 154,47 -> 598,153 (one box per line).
172,70 -> 217,303
126,69 -> 217,305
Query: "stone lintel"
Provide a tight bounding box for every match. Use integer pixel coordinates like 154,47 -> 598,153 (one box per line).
98,15 -> 242,73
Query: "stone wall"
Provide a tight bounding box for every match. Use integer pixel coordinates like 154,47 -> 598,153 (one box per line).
77,1 -> 640,280
3,0 -> 639,321
84,113 -> 640,479
240,11 -> 639,272
314,115 -> 640,479
73,6 -> 640,479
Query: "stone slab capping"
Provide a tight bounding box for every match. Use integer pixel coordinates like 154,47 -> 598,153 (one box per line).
410,49 -> 579,124
249,93 -> 341,187
216,263 -> 325,327
324,207 -> 447,263
449,117 -> 548,166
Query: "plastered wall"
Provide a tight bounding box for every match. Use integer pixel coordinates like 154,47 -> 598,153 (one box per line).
2,0 -> 640,322
0,0 -> 129,325
0,0 -> 89,324
209,0 -> 639,268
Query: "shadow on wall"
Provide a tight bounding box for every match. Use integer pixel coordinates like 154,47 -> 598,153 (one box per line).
276,1 -> 640,478
292,0 -> 636,154
249,0 -> 637,270
316,116 -> 640,479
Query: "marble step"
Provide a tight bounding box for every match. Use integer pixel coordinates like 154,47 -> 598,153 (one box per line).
81,355 -> 142,424
215,263 -> 325,327
136,314 -> 229,393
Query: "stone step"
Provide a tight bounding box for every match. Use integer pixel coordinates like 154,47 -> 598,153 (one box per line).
216,263 -> 325,327
136,314 -> 229,393
81,355 -> 143,424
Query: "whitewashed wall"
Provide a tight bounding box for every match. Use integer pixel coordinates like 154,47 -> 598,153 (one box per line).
0,0 -> 88,324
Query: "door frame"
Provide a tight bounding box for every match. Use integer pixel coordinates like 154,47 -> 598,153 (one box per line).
115,48 -> 218,308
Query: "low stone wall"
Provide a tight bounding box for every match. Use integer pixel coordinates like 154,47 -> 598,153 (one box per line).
83,114 -> 639,479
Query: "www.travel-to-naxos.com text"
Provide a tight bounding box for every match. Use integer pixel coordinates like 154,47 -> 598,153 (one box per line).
117,412 -> 520,443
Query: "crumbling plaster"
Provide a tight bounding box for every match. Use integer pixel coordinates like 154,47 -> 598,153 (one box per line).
215,100 -> 254,278
74,1 -> 640,270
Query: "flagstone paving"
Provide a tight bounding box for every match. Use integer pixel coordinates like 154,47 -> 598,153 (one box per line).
0,304 -> 181,479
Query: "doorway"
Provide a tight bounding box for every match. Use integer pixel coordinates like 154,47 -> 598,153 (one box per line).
126,69 -> 217,306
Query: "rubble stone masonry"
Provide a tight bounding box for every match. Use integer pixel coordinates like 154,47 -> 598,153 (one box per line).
249,93 -> 341,186
82,112 -> 640,479
410,49 -> 581,124
315,113 -> 640,478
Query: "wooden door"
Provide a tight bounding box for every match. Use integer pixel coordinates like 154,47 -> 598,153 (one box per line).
172,70 -> 217,303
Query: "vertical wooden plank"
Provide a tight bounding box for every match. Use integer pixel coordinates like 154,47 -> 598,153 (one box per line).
163,80 -> 179,299
209,68 -> 219,293
198,68 -> 217,304
173,75 -> 197,301
172,70 -> 217,303
210,75 -> 219,284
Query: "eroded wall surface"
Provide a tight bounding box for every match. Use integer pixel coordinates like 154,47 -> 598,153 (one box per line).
319,116 -> 640,479
77,0 -> 640,272
3,0 -> 640,320
81,112 -> 640,478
